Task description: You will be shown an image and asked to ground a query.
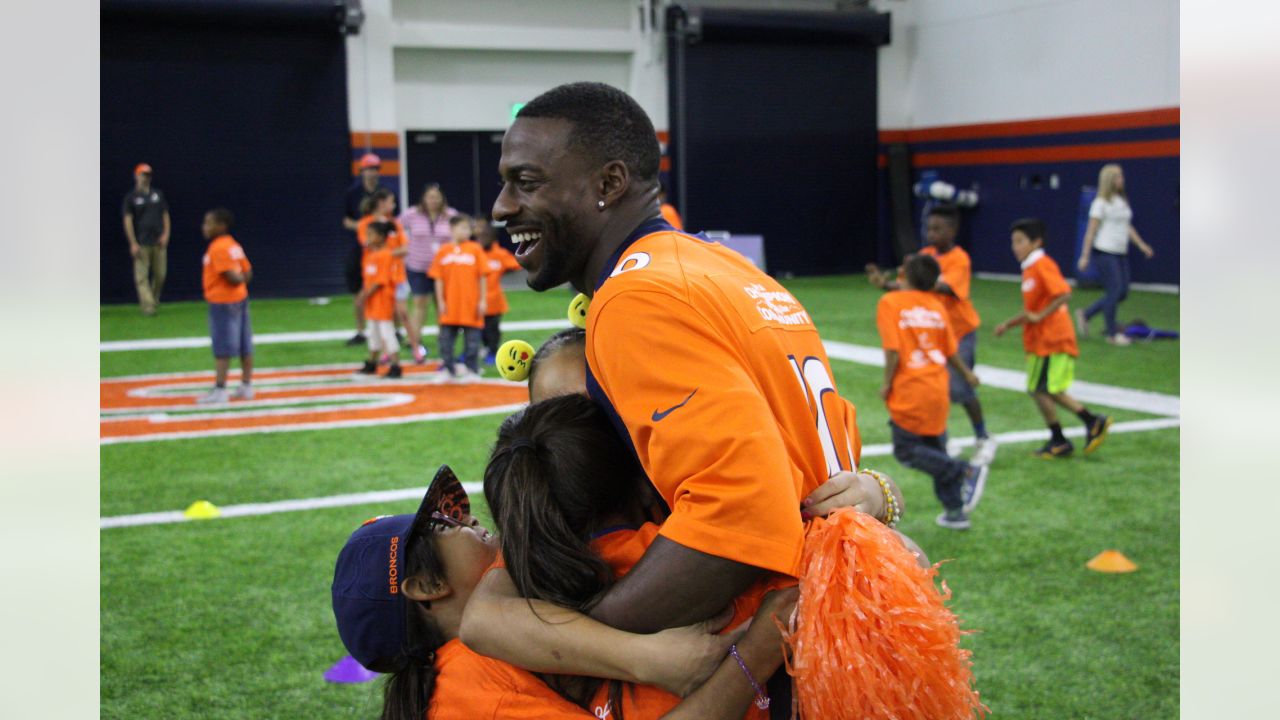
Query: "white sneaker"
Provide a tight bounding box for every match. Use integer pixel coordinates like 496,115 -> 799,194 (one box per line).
197,387 -> 229,405
961,463 -> 989,514
231,384 -> 254,400
945,437 -> 964,457
1107,333 -> 1132,346
971,436 -> 998,466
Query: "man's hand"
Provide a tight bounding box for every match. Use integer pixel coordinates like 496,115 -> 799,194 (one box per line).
159,235 -> 170,248
637,606 -> 742,698
129,243 -> 141,258
803,470 -> 894,521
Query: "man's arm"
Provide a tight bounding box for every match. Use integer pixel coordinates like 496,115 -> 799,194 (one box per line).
123,215 -> 140,257
159,211 -> 171,247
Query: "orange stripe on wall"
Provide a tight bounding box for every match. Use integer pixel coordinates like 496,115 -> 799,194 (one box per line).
879,107 -> 1179,144
351,160 -> 402,176
351,131 -> 399,149
912,139 -> 1179,167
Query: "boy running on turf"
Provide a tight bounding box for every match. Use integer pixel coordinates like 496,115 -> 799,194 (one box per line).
198,208 -> 254,404
357,222 -> 403,378
877,254 -> 988,530
428,214 -> 487,379
994,218 -> 1112,457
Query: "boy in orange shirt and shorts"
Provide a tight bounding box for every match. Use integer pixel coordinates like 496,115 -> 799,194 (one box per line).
357,222 -> 402,378
877,254 -> 988,530
995,218 -> 1112,457
428,214 -> 487,380
198,208 -> 254,404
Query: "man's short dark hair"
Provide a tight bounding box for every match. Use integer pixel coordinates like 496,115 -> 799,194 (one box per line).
207,208 -> 234,230
904,253 -> 941,291
518,82 -> 660,182
927,204 -> 960,227
1010,217 -> 1047,244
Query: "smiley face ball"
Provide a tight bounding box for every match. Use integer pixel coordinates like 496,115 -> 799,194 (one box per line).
568,293 -> 590,329
496,339 -> 536,382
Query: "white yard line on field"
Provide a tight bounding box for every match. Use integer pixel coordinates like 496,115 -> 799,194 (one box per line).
100,417 -> 1179,529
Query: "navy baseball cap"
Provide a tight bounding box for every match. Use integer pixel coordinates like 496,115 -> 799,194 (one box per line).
331,465 -> 471,669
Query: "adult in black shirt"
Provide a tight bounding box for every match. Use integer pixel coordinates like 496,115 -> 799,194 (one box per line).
122,163 -> 170,316
342,153 -> 395,345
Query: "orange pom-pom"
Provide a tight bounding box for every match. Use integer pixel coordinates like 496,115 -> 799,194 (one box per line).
782,510 -> 987,719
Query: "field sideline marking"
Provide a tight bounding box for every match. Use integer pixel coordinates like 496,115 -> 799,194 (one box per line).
100,417 -> 1179,530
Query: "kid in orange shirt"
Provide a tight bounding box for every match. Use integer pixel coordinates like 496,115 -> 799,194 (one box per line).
994,218 -> 1112,457
877,254 -> 987,530
198,208 -> 254,405
427,214 -> 487,380
357,189 -> 415,354
356,222 -> 402,378
477,222 -> 522,363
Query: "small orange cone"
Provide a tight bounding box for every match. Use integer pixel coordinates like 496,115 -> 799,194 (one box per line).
1086,550 -> 1137,573
183,500 -> 222,520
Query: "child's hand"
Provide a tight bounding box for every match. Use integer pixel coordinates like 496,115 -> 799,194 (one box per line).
478,300 -> 487,317
879,384 -> 891,400
994,322 -> 1008,337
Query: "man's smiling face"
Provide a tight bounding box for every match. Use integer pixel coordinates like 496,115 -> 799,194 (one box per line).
492,117 -> 601,292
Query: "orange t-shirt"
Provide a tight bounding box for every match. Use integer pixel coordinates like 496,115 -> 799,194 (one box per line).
876,290 -> 957,436
428,638 -> 601,719
483,245 -> 522,317
919,244 -> 980,337
660,203 -> 684,231
1020,249 -> 1078,357
429,241 -> 487,328
202,234 -> 251,304
586,222 -> 862,578
357,216 -> 408,284
362,247 -> 396,321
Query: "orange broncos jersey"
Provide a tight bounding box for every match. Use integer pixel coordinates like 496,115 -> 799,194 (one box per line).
483,244 -> 522,317
429,241 -> 487,328
919,244 -> 980,337
362,248 -> 396,322
586,219 -> 862,580
202,235 -> 251,304
876,290 -> 957,436
1020,249 -> 1078,357
357,216 -> 408,284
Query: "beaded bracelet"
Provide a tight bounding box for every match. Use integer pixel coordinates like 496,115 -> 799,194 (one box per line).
728,644 -> 770,710
862,468 -> 900,528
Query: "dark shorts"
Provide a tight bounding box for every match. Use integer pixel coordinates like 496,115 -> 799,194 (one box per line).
209,300 -> 253,358
406,270 -> 435,296
948,331 -> 978,403
344,242 -> 363,293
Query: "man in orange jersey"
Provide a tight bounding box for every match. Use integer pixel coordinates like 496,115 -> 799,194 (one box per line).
356,222 -> 403,378
477,221 -> 522,364
868,204 -> 996,464
877,254 -> 987,530
197,209 -> 253,404
488,82 -> 862,701
995,218 -> 1112,458
428,215 -> 487,380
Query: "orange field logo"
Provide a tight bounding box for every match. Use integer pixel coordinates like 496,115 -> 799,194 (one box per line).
100,364 -> 528,444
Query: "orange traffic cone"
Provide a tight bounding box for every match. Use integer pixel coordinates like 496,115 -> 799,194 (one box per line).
1086,550 -> 1138,573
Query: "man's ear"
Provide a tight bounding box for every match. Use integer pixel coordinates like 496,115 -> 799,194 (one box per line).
598,160 -> 630,207
402,574 -> 451,603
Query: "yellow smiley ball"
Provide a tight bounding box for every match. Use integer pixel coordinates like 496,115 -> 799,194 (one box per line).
496,339 -> 536,382
568,293 -> 590,329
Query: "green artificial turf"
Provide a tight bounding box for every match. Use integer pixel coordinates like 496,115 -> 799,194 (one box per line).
100,276 -> 1179,718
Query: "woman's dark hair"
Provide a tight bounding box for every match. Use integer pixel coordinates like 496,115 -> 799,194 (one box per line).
1011,217 -> 1048,244
373,513 -> 449,720
904,253 -> 941,291
527,328 -> 586,390
361,188 -> 395,218
483,393 -> 645,715
420,183 -> 447,216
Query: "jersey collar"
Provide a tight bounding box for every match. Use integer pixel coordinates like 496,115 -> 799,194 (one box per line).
593,215 -> 675,292
1020,248 -> 1045,270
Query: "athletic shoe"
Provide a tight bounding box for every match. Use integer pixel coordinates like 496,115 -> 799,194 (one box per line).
385,364 -> 403,379
414,345 -> 428,364
357,360 -> 377,375
1084,414 -> 1113,454
961,463 -> 989,514
1035,438 -> 1074,458
1106,333 -> 1132,346
345,333 -> 367,347
935,509 -> 971,530
468,368 -> 485,380
971,436 -> 998,466
231,384 -> 254,401
1074,308 -> 1088,338
196,387 -> 229,405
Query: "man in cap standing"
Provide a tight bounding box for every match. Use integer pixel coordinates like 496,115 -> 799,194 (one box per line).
122,163 -> 170,315
342,153 -> 395,345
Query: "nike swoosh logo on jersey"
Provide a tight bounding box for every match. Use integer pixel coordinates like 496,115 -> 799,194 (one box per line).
651,388 -> 698,422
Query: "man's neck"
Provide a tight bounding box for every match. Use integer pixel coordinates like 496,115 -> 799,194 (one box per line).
362,179 -> 379,192
578,194 -> 662,296
136,183 -> 150,193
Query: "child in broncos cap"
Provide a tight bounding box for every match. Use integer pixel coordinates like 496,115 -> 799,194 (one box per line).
331,463 -> 797,720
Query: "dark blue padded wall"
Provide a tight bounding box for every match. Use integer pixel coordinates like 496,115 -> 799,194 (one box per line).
101,2 -> 352,302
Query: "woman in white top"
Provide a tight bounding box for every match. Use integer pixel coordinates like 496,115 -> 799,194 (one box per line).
1076,164 -> 1155,346
399,184 -> 457,363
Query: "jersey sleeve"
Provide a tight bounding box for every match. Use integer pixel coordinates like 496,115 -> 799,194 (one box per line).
876,296 -> 899,351
209,243 -> 238,275
1040,261 -> 1071,297
235,245 -> 252,272
590,289 -> 806,577
942,254 -> 970,300
1089,198 -> 1105,220
942,314 -> 958,357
